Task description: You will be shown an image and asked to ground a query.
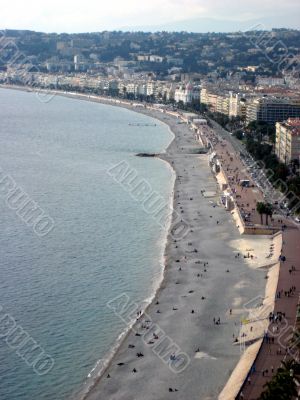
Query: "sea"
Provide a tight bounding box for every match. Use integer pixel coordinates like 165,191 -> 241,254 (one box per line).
0,88 -> 174,400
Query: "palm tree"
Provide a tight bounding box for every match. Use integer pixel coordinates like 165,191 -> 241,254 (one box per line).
256,202 -> 266,225
292,331 -> 300,363
281,359 -> 296,371
259,359 -> 297,400
264,203 -> 273,226
290,329 -> 300,349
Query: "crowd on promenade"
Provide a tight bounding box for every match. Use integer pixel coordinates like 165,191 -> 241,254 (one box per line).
199,124 -> 300,399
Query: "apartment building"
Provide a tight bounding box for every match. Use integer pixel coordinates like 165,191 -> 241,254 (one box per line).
275,118 -> 300,164
200,88 -> 219,112
229,92 -> 247,118
201,87 -> 245,117
246,97 -> 300,124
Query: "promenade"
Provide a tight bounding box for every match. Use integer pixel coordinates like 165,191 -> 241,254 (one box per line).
202,124 -> 300,399
240,227 -> 300,400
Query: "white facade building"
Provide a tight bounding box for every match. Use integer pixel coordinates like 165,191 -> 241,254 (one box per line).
174,82 -> 198,104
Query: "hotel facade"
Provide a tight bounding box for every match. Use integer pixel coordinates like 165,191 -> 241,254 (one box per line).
275,118 -> 300,165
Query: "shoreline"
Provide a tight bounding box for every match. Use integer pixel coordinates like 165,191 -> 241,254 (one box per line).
1,85 -> 278,400
1,84 -> 182,398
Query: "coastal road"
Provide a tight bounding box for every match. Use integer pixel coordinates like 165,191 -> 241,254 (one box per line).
207,118 -> 294,223
208,118 -> 246,156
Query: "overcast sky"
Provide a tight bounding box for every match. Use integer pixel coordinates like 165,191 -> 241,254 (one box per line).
0,0 -> 299,32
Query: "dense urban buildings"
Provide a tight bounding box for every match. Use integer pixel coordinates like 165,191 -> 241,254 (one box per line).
1,28 -> 300,171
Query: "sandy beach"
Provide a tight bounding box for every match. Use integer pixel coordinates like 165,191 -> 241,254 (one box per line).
68,101 -> 267,400
1,86 -> 276,399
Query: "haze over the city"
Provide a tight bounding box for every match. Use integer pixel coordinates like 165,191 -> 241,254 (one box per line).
1,0 -> 299,33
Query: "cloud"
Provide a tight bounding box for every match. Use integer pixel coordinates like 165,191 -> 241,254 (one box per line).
205,0 -> 299,19
0,0 -> 206,31
0,0 -> 298,32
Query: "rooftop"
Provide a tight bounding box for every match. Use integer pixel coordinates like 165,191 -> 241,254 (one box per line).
287,117 -> 300,127
280,118 -> 300,136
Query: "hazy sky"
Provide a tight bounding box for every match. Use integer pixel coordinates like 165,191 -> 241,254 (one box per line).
0,0 -> 299,32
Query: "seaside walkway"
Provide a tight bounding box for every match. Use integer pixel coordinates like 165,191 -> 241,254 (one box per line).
240,227 -> 300,400
203,124 -> 300,399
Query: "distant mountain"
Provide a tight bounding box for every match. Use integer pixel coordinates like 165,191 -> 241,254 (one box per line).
122,15 -> 300,33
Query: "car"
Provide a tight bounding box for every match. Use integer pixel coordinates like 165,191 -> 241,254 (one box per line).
295,217 -> 300,223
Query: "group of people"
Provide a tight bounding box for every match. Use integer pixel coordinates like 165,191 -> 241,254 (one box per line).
268,311 -> 285,323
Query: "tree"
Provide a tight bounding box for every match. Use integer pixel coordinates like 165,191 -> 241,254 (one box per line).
291,159 -> 300,175
259,359 -> 297,400
256,202 -> 266,225
264,203 -> 273,226
234,130 -> 244,140
200,102 -> 208,112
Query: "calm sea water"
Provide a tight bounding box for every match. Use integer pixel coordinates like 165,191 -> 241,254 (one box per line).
0,88 -> 174,400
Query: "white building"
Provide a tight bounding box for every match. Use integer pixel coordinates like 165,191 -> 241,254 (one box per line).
146,81 -> 155,96
149,55 -> 164,63
256,76 -> 285,87
174,82 -> 199,104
